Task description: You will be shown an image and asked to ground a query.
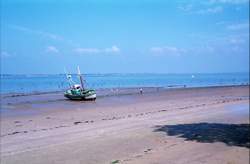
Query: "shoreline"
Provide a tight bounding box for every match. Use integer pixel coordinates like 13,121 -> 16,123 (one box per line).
1,84 -> 249,108
1,83 -> 249,98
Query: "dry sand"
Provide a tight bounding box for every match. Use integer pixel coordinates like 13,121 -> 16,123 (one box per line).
0,85 -> 249,164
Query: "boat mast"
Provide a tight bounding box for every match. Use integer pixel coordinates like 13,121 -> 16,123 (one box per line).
64,68 -> 74,88
77,66 -> 84,89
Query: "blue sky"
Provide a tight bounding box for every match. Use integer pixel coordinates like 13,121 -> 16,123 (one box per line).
1,0 -> 249,74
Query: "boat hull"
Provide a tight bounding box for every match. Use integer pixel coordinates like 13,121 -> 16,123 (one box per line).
64,89 -> 96,101
84,93 -> 97,100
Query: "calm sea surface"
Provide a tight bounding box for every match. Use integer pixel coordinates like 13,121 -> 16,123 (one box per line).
0,73 -> 249,94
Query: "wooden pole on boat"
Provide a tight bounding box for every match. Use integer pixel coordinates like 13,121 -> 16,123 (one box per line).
64,68 -> 72,88
77,66 -> 84,89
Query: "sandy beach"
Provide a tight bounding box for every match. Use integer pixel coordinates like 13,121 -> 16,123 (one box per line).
0,85 -> 249,164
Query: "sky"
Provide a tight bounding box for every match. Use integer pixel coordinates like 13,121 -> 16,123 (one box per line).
1,0 -> 249,74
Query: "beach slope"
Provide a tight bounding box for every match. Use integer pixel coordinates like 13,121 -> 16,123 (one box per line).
0,85 -> 249,164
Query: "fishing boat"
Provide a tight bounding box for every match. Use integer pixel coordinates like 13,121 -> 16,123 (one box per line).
64,66 -> 96,100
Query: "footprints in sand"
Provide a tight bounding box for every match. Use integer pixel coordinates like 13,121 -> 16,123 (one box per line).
102,116 -> 126,121
101,112 -> 153,121
73,121 -> 82,125
73,120 -> 94,125
179,104 -> 206,110
144,148 -> 152,153
101,109 -> 170,122
2,97 -> 248,138
110,148 -> 153,163
216,97 -> 245,104
1,125 -> 68,137
1,118 -> 96,137
110,142 -> 182,163
2,119 -> 96,137
14,120 -> 23,127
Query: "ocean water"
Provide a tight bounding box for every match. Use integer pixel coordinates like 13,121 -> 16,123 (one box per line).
0,73 -> 249,94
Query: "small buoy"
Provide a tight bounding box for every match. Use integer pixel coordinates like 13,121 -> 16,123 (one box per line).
191,75 -> 195,78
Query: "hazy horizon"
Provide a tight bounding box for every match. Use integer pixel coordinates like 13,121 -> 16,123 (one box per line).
1,72 -> 249,76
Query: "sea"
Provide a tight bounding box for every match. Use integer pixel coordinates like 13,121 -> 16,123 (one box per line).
0,73 -> 249,94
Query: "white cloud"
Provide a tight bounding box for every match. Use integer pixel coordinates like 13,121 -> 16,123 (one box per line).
216,21 -> 228,25
196,6 -> 223,14
178,4 -> 193,12
9,25 -> 63,41
178,0 -> 249,15
46,46 -> 59,53
74,45 -> 120,55
227,22 -> 249,30
104,46 -> 120,53
1,51 -> 11,57
229,38 -> 245,44
193,45 -> 216,54
231,46 -> 241,51
8,25 -> 79,47
208,0 -> 249,4
178,3 -> 223,15
74,48 -> 100,54
150,46 -> 185,56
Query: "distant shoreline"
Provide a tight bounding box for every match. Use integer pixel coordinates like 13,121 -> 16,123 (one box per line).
1,73 -> 249,95
1,72 -> 249,76
1,84 -> 249,98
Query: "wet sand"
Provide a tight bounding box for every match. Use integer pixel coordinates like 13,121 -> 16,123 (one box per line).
0,85 -> 249,164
